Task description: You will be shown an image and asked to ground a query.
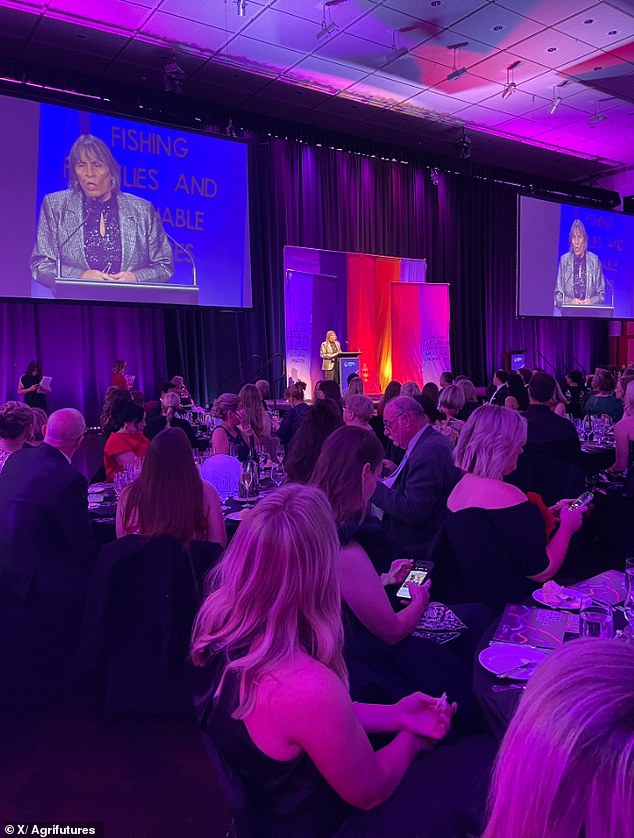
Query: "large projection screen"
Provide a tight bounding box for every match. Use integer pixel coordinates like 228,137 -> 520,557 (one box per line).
0,93 -> 252,309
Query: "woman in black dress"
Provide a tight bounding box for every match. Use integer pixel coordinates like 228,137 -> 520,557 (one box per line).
18,361 -> 51,412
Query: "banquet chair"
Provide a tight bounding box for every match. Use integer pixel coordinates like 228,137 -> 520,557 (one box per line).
200,454 -> 241,498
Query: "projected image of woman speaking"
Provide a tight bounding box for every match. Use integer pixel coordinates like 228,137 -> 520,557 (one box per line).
554,219 -> 606,309
30,134 -> 174,288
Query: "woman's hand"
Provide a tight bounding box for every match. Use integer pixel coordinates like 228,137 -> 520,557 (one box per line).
405,578 -> 431,611
380,559 -> 413,587
381,458 -> 397,477
558,502 -> 584,533
80,269 -> 114,280
110,271 -> 138,283
30,384 -> 39,392
395,692 -> 456,742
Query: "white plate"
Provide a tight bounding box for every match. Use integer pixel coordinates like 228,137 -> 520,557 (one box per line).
226,511 -> 248,522
232,493 -> 266,503
532,589 -> 587,611
478,645 -> 548,680
88,483 -> 112,493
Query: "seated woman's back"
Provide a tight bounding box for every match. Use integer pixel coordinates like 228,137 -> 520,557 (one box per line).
116,427 -> 226,548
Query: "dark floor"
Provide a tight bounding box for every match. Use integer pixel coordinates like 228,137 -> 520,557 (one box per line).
0,691 -> 232,838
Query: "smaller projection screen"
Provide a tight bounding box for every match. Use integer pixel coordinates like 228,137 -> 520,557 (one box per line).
518,195 -> 634,320
0,93 -> 251,308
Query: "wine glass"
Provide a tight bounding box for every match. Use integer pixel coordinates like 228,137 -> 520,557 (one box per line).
271,464 -> 285,488
241,468 -> 255,498
274,444 -> 285,466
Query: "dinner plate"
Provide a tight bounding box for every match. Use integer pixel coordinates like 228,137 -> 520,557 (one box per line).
478,645 -> 548,680
88,483 -> 113,493
225,511 -> 248,522
532,588 -> 587,611
232,493 -> 266,503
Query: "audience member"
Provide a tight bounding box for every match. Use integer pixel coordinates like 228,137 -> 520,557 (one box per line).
584,370 -> 623,423
343,394 -> 374,431
0,408 -> 95,712
508,372 -> 584,506
18,360 -> 51,411
550,378 -> 569,417
609,379 -> 634,473
488,370 -> 509,406
170,374 -> 193,407
440,405 -> 582,613
191,484 -> 494,837
517,366 -> 532,387
401,381 -> 421,398
439,371 -> 454,393
100,386 -> 131,437
370,379 -> 401,456
211,393 -> 249,460
421,381 -> 439,408
455,378 -> 479,421
372,396 -> 459,560
503,370 -> 529,411
275,382 -> 308,451
346,376 -> 364,396
239,383 -> 271,441
0,401 -> 33,472
117,427 -> 225,548
484,639 -> 634,838
130,390 -> 145,407
103,401 -> 150,481
144,390 -> 196,447
314,378 -> 344,412
437,385 -> 465,445
255,379 -> 270,405
564,369 -> 586,419
284,399 -> 343,484
28,406 -> 48,446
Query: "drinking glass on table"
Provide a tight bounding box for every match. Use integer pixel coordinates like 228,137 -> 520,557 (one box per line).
271,464 -> 285,488
579,601 -> 614,639
256,446 -> 268,479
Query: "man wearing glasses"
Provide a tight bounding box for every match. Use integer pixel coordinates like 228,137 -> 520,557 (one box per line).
0,408 -> 95,713
373,396 -> 459,560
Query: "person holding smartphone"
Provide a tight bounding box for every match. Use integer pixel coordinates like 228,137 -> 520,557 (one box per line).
192,484 -> 494,837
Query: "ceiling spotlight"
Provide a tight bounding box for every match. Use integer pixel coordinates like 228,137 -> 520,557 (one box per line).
384,45 -> 409,66
502,60 -> 521,100
317,20 -> 337,39
236,0 -> 247,16
550,95 -> 561,114
447,41 -> 468,82
447,66 -> 467,81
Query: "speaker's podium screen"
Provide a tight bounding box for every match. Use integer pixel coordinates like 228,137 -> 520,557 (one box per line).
0,93 -> 252,309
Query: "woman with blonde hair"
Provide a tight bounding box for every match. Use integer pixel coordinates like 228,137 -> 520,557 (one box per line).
456,378 -> 479,421
0,401 -> 33,472
550,378 -> 569,417
436,384 -> 465,446
211,393 -> 249,460
117,427 -> 225,547
441,405 -> 583,612
609,378 -> 634,473
192,484 -> 493,836
319,329 -> 341,381
238,382 -> 271,441
484,639 -> 634,838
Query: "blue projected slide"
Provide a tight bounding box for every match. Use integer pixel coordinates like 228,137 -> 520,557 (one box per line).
518,195 -> 634,319
0,93 -> 251,308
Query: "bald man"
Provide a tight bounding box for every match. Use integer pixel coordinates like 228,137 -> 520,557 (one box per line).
0,407 -> 95,601
0,408 -> 96,711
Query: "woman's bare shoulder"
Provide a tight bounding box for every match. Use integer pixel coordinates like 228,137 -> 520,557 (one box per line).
448,475 -> 527,511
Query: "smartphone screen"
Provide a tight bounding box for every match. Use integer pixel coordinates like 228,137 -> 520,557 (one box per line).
397,569 -> 429,600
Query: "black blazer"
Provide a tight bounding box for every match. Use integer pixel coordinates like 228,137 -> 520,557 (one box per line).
0,443 -> 96,603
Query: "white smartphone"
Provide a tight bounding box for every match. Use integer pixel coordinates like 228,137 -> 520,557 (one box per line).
397,568 -> 429,600
568,491 -> 594,510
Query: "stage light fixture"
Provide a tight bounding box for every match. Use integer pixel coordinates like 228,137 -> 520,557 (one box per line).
447,42 -> 468,82
236,0 -> 247,17
501,60 -> 521,100
384,45 -> 409,66
317,20 -> 337,39
550,95 -> 562,115
588,112 -> 606,125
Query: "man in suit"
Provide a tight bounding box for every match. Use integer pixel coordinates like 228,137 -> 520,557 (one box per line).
30,133 -> 173,290
0,408 -> 96,712
508,372 -> 584,506
372,396 -> 459,560
488,369 -> 510,405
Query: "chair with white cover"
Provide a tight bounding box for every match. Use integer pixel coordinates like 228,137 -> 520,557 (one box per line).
200,454 -> 241,501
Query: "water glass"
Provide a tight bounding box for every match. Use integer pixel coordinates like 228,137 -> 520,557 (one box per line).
271,464 -> 285,488
579,601 -> 614,639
